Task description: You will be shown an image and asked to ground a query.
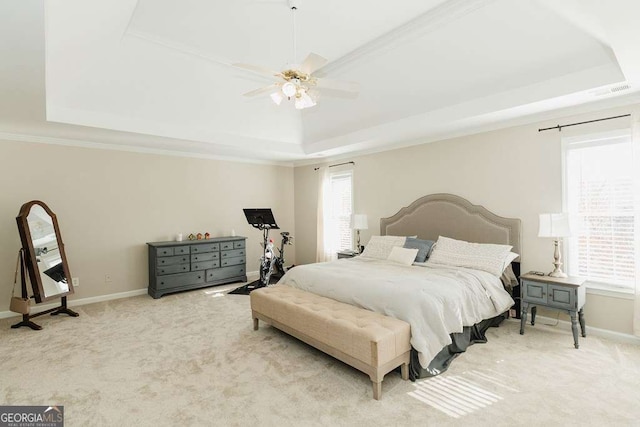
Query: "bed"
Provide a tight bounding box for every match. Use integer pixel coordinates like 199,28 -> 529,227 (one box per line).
275,193 -> 521,379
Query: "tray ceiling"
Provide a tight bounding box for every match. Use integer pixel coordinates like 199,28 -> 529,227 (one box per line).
2,0 -> 640,163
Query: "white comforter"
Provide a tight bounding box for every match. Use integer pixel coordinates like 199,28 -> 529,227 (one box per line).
278,257 -> 514,367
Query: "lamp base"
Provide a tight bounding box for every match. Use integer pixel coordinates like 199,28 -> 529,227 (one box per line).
548,239 -> 568,278
548,270 -> 568,278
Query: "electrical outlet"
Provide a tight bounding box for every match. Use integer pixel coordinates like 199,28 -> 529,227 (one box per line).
105,274 -> 112,283
72,277 -> 79,287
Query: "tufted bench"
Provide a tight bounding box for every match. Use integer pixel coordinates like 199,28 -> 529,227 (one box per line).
250,285 -> 411,400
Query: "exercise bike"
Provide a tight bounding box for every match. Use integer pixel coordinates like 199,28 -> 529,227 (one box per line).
260,231 -> 293,286
234,208 -> 293,294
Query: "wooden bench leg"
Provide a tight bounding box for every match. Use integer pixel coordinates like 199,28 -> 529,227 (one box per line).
401,363 -> 409,381
372,381 -> 382,400
253,317 -> 259,331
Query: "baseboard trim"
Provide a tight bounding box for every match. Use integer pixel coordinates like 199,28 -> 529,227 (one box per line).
516,315 -> 640,345
1,273 -> 262,320
0,288 -> 148,320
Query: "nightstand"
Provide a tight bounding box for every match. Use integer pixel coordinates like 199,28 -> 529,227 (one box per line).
337,251 -> 358,259
519,272 -> 586,348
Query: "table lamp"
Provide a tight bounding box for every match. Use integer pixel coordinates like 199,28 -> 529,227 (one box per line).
351,214 -> 368,253
538,213 -> 571,278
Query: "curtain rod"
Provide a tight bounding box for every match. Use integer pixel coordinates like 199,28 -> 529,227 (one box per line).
538,114 -> 630,132
314,161 -> 355,171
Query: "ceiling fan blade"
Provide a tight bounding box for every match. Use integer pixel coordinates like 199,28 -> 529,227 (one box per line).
314,88 -> 359,100
300,53 -> 329,75
243,83 -> 280,97
316,78 -> 360,94
232,63 -> 282,79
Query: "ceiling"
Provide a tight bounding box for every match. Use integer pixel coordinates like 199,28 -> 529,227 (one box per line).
2,0 -> 640,164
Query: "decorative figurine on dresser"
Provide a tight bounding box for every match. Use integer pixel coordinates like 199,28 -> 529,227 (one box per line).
147,236 -> 247,298
519,272 -> 586,348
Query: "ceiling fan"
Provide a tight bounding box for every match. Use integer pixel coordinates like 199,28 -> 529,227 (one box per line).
232,0 -> 359,109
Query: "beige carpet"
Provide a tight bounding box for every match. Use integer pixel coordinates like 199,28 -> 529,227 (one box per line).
2,285 -> 640,426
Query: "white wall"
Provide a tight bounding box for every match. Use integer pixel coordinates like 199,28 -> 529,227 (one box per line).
1,139 -> 295,310
294,104 -> 637,335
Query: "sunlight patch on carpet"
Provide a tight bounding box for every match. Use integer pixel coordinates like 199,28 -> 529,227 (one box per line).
408,369 -> 518,418
203,290 -> 226,298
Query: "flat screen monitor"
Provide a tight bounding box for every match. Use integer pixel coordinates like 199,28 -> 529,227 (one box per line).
243,208 -> 279,229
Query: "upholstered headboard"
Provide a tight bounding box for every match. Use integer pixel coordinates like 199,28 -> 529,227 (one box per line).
380,193 -> 522,257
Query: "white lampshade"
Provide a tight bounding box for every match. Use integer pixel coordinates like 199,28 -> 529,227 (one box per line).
351,214 -> 368,230
538,213 -> 571,238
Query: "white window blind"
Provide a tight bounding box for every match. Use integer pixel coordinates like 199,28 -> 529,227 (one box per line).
328,171 -> 353,252
564,131 -> 636,290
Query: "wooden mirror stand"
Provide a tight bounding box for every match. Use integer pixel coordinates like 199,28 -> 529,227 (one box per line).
13,200 -> 79,330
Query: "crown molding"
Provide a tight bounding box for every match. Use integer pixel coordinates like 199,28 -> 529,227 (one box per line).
293,92 -> 640,167
0,131 -> 294,167
321,0 -> 496,75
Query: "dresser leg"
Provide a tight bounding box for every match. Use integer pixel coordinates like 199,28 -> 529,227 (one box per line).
578,308 -> 586,337
520,303 -> 528,335
570,311 -> 579,349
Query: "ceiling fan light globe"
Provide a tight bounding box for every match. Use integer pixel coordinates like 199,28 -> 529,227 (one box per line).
282,82 -> 297,97
294,91 -> 316,109
270,92 -> 283,105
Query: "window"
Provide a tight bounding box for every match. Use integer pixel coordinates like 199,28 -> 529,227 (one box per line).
563,130 -> 638,291
326,170 -> 353,252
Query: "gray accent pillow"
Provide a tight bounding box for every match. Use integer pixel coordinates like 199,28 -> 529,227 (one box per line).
404,238 -> 435,263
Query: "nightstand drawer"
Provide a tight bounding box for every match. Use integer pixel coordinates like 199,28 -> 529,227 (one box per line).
522,280 -> 576,310
522,280 -> 546,304
548,284 -> 574,310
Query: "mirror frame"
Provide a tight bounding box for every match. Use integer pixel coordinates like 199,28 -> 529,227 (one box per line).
16,200 -> 75,303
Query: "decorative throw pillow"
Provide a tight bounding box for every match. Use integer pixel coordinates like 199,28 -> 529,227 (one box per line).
360,235 -> 407,260
426,236 -> 513,277
404,237 -> 435,263
387,247 -> 419,266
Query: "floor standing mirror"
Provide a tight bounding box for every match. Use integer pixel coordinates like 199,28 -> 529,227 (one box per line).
13,200 -> 78,330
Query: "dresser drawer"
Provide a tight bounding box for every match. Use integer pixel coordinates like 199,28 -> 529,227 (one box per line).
222,241 -> 238,251
157,263 -> 190,275
156,255 -> 190,266
192,260 -> 219,271
221,248 -> 245,259
190,252 -> 219,263
173,246 -> 190,255
206,265 -> 245,281
233,240 -> 245,249
156,247 -> 174,257
191,243 -> 220,253
220,256 -> 245,267
156,271 -> 205,290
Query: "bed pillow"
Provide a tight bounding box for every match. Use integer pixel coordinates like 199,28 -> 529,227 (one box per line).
426,236 -> 513,277
360,235 -> 407,260
387,247 -> 419,266
500,264 -> 518,291
404,238 -> 435,263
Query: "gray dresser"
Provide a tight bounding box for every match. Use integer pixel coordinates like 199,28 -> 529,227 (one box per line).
147,237 -> 247,298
